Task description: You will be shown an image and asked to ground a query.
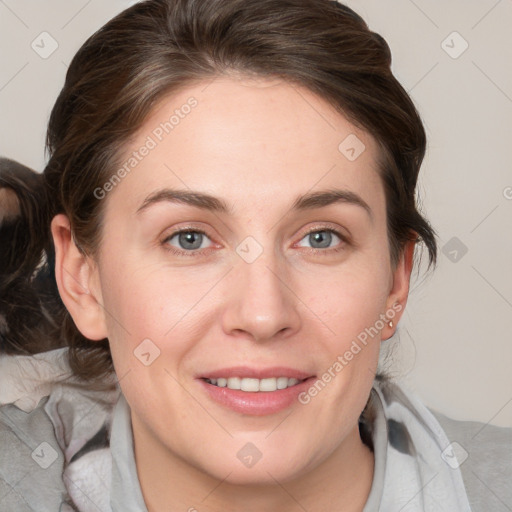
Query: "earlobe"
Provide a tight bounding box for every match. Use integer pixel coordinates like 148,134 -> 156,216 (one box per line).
382,237 -> 416,340
51,214 -> 108,341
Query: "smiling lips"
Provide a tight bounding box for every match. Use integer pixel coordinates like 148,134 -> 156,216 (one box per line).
204,376 -> 303,392
198,366 -> 316,415
200,366 -> 313,390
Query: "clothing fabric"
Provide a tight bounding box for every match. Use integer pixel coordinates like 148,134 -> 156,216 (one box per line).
0,348 -> 510,511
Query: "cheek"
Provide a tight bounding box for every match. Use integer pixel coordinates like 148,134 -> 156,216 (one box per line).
301,260 -> 390,332
295,266 -> 387,426
97,258 -> 220,359
293,256 -> 390,401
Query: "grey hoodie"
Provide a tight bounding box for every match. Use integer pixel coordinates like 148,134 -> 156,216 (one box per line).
0,349 -> 510,511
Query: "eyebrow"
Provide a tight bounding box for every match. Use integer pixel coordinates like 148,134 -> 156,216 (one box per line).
136,187 -> 373,221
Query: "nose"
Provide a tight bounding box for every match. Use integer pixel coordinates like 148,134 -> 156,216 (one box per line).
221,253 -> 302,343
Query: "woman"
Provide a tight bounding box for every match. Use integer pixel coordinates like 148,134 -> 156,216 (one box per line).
0,1 -> 510,511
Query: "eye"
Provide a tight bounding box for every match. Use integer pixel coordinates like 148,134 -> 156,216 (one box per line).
164,230 -> 213,252
297,229 -> 343,250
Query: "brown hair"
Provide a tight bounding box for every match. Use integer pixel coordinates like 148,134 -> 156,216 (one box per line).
0,0 -> 437,389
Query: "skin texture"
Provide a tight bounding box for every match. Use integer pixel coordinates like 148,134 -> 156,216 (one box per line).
52,76 -> 415,512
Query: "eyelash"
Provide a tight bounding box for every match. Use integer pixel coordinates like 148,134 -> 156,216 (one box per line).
161,227 -> 213,257
161,226 -> 350,257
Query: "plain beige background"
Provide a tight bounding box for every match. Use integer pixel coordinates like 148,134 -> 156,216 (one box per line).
0,0 -> 511,427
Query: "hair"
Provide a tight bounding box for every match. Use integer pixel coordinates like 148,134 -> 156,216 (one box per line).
1,0 -> 437,398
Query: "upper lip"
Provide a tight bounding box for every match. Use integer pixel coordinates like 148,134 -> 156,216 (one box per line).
198,366 -> 314,380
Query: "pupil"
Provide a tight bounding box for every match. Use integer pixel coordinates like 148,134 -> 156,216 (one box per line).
179,232 -> 202,250
310,231 -> 331,249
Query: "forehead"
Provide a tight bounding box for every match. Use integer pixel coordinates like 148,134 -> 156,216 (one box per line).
105,76 -> 385,216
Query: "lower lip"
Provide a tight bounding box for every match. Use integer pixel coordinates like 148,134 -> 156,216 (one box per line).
197,377 -> 316,416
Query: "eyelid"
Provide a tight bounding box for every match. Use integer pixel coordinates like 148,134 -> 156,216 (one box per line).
159,222 -> 351,257
161,222 -> 215,241
294,223 -> 351,244
160,224 -> 220,256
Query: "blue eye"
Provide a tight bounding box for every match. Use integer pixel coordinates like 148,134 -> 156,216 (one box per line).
297,229 -> 343,249
165,230 -> 212,251
162,227 -> 346,257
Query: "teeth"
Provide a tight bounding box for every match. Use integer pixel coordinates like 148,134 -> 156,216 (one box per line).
227,377 -> 241,390
277,377 -> 289,389
260,378 -> 279,392
206,376 -> 303,392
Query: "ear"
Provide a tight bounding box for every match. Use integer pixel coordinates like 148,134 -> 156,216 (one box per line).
51,214 -> 108,340
381,237 -> 416,340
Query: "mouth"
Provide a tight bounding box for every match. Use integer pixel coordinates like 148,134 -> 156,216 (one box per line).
202,376 -> 307,392
197,367 -> 316,416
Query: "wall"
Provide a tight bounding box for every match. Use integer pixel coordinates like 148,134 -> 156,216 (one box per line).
0,0 -> 510,426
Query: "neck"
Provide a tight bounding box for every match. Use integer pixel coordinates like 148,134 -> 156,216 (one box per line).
133,418 -> 375,512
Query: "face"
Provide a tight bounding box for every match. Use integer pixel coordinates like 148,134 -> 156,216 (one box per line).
80,77 -> 407,484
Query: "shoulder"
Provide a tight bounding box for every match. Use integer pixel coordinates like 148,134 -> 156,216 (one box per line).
0,396 -> 70,510
430,408 -> 512,512
0,347 -> 120,511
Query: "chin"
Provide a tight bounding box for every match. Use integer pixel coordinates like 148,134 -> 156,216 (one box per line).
198,447 -> 314,486
210,464 -> 297,487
